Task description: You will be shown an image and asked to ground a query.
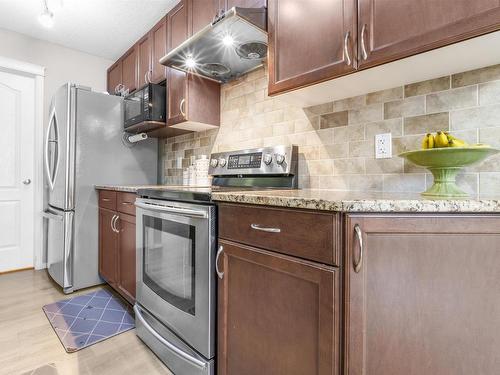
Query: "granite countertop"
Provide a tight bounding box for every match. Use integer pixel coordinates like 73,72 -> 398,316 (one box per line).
94,185 -> 169,193
211,189 -> 500,213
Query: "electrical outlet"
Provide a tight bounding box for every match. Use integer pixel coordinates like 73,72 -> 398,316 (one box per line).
375,133 -> 392,159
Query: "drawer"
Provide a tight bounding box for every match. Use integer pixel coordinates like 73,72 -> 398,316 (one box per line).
117,192 -> 137,216
218,203 -> 341,266
98,190 -> 117,210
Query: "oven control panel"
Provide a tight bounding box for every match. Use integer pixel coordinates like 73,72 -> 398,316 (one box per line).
209,145 -> 297,176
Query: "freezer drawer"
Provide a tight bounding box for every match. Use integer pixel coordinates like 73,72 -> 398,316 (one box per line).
44,208 -> 74,293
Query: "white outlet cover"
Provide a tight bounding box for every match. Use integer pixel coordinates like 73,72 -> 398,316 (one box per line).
375,133 -> 392,159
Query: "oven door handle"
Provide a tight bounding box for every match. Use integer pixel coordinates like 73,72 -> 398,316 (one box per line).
133,305 -> 208,370
135,201 -> 208,218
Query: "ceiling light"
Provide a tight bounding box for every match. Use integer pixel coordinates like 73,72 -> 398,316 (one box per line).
222,35 -> 234,47
185,56 -> 196,69
39,0 -> 54,28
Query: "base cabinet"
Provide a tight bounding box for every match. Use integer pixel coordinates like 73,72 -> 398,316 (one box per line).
344,214 -> 500,375
98,190 -> 137,304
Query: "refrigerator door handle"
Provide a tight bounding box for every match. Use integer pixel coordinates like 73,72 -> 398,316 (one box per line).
43,210 -> 63,221
44,107 -> 60,190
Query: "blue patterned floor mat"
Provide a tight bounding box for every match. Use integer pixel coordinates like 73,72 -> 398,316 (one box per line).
42,288 -> 134,352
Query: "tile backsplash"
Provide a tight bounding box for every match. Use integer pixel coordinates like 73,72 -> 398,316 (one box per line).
161,64 -> 500,195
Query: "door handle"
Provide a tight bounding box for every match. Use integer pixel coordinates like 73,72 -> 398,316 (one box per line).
250,223 -> 281,233
343,31 -> 352,66
23,179 -> 31,185
111,214 -> 118,233
353,224 -> 363,273
135,201 -> 207,218
215,245 -> 224,279
179,98 -> 186,117
360,24 -> 368,60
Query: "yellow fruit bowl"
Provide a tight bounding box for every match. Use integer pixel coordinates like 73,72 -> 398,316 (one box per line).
399,146 -> 499,198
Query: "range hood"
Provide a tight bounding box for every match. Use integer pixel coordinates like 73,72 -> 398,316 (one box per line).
159,7 -> 267,83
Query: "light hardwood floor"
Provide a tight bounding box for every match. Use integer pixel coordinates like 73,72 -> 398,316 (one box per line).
0,270 -> 172,375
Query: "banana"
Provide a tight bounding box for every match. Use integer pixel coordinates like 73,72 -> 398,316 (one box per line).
445,132 -> 467,147
421,133 -> 435,149
434,131 -> 449,148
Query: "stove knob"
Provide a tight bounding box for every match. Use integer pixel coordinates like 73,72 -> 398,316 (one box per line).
219,158 -> 227,167
210,158 -> 218,168
275,153 -> 286,165
263,154 -> 272,165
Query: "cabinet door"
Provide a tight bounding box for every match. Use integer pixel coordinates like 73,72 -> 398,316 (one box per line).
107,61 -> 122,95
167,67 -> 187,125
137,34 -> 151,88
98,208 -> 117,285
116,213 -> 136,304
223,0 -> 266,9
218,240 -> 340,375
358,0 -> 500,69
190,0 -> 219,35
168,0 -> 189,51
268,0 -> 356,95
345,214 -> 500,375
122,46 -> 138,93
151,17 -> 167,84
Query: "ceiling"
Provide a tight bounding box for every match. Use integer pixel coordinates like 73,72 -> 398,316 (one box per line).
0,0 -> 179,60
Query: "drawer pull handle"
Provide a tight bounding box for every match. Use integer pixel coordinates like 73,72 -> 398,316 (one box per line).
250,224 -> 281,233
101,198 -> 111,202
215,245 -> 224,279
122,202 -> 133,205
353,224 -> 363,273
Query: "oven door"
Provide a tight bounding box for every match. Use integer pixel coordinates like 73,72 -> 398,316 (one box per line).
135,198 -> 216,359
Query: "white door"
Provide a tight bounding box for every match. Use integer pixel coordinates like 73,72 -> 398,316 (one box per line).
0,70 -> 35,272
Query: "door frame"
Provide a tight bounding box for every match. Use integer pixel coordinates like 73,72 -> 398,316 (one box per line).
0,56 -> 45,270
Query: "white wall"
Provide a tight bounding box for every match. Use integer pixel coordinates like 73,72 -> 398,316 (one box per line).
0,27 -> 113,124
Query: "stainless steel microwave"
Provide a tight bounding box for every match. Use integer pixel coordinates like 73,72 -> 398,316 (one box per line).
124,83 -> 166,132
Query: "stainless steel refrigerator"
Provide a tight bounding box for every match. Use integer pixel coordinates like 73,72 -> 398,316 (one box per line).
43,83 -> 158,293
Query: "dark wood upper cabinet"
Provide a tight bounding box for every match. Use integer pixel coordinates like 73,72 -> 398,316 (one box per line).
116,212 -> 136,304
98,208 -> 117,286
137,34 -> 152,88
218,240 -> 340,375
121,45 -> 138,93
107,60 -> 122,95
151,17 -> 167,83
268,0 -> 357,95
190,0 -> 219,35
358,0 -> 500,69
168,0 -> 190,52
344,214 -> 500,375
223,0 -> 266,9
167,67 -> 188,124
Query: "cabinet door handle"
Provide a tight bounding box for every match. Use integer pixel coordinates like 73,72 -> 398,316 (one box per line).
360,24 -> 368,60
114,215 -> 121,232
110,214 -> 117,233
353,224 -> 363,273
144,71 -> 149,84
148,70 -> 152,83
250,223 -> 281,233
343,31 -> 352,66
215,245 -> 224,279
179,98 -> 186,117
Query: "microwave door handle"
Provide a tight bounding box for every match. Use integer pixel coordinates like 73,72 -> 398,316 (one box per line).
135,201 -> 208,219
133,305 -> 208,370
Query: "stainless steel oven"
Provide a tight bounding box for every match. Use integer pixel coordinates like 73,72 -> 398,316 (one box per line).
135,198 -> 216,375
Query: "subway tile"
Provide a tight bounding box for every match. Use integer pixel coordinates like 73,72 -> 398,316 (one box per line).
319,143 -> 349,159
403,112 -> 449,135
298,145 -> 320,160
404,76 -> 450,97
366,87 -> 403,104
348,124 -> 365,141
315,128 -> 335,145
384,96 -> 425,119
349,175 -> 384,192
450,104 -> 500,130
365,158 -> 404,174
383,174 -> 426,193
452,64 -> 500,88
404,159 -> 427,173
365,118 -> 403,138
273,121 -> 295,136
332,95 -> 366,111
349,139 -> 374,158
480,127 -> 500,148
348,103 -> 384,124
333,126 -> 349,144
319,175 -> 349,190
304,102 -> 334,115
392,135 -> 422,154
295,117 -> 320,132
302,159 -> 334,176
426,85 -> 478,113
320,111 -> 348,128
476,153 -> 500,172
479,80 -> 500,106
334,159 -> 365,175
479,172 -> 500,195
